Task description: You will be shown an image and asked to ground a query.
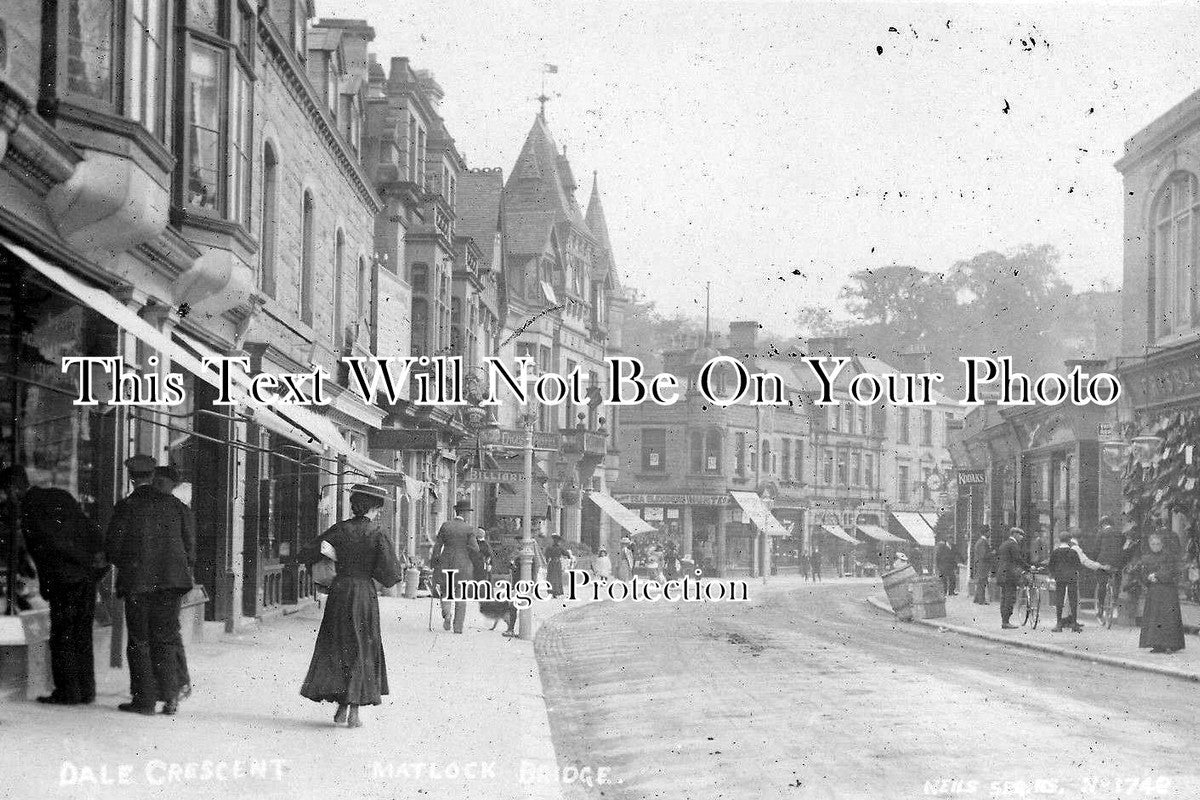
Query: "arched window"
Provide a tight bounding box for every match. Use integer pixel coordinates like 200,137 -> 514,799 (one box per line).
411,262 -> 428,294
333,229 -> 345,348
357,256 -> 369,325
1153,172 -> 1200,338
259,142 -> 278,298
299,190 -> 315,325
412,298 -> 428,357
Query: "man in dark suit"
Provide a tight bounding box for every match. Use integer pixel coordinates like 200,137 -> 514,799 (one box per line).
936,540 -> 960,596
1093,517 -> 1122,621
431,499 -> 480,634
2,466 -> 105,705
971,529 -> 994,605
996,527 -> 1029,629
106,455 -> 195,715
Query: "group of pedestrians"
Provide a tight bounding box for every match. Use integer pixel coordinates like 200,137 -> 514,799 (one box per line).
974,521 -> 1186,653
1,455 -> 195,715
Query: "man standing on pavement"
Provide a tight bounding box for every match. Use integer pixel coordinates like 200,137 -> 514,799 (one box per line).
997,528 -> 1030,629
152,466 -> 192,701
106,455 -> 195,715
810,546 -> 822,582
971,528 -> 994,605
936,539 -> 960,596
1047,532 -> 1107,632
3,466 -> 105,705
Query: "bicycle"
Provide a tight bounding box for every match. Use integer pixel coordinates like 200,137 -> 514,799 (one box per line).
1014,566 -> 1050,629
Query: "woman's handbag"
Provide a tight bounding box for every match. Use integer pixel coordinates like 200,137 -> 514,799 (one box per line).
311,540 -> 337,592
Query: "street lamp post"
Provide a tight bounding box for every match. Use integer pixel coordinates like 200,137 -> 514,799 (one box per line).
518,410 -> 537,640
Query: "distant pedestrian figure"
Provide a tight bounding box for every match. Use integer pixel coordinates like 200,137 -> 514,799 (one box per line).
997,528 -> 1030,629
663,541 -> 682,580
300,485 -> 400,727
614,536 -> 635,581
936,540 -> 959,596
431,499 -> 480,633
810,548 -> 823,582
971,531 -> 994,605
799,550 -> 811,581
1132,531 -> 1185,654
105,455 -> 195,716
544,535 -> 571,597
4,466 -> 105,705
593,548 -> 612,582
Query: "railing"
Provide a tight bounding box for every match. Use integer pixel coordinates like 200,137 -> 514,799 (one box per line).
261,564 -> 284,610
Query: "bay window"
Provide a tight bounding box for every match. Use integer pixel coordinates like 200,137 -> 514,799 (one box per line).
181,0 -> 255,224
65,0 -> 116,104
128,0 -> 168,139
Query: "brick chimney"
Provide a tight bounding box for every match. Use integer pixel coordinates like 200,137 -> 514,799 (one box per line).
806,336 -> 851,357
728,321 -> 760,353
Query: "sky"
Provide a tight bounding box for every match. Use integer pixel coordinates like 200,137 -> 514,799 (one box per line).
318,0 -> 1200,334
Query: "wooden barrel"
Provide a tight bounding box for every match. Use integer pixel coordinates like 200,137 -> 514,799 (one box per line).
910,576 -> 946,619
881,564 -> 916,621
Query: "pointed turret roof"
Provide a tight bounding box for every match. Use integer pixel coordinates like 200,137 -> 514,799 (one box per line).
586,172 -> 621,286
503,113 -> 592,259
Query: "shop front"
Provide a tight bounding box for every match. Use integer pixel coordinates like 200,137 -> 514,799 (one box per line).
611,493 -> 733,576
1118,348 -> 1200,615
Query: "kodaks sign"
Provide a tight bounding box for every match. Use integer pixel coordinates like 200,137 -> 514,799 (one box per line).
955,469 -> 987,487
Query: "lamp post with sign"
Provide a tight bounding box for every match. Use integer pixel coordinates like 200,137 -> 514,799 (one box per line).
518,410 -> 537,640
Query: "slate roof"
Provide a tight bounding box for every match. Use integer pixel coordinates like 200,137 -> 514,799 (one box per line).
503,114 -> 592,260
457,169 -> 504,270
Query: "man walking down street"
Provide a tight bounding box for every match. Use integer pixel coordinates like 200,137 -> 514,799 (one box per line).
810,547 -> 822,582
997,528 -> 1029,629
3,466 -> 105,705
431,499 -> 479,634
152,466 -> 192,701
106,455 -> 195,716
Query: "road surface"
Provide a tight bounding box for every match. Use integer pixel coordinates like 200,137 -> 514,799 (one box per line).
535,578 -> 1199,800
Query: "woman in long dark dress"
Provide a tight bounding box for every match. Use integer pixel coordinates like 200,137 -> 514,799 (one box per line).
544,535 -> 570,598
300,485 -> 401,727
1133,531 -> 1185,654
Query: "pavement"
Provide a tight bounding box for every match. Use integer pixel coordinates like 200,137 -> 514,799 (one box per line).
535,576 -> 1200,800
0,593 -> 580,800
867,586 -> 1200,683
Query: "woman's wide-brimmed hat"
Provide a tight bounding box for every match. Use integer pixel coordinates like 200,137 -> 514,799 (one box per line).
349,484 -> 389,501
454,498 -> 473,512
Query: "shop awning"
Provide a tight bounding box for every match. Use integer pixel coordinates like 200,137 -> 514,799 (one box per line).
856,524 -> 904,543
4,237 -> 231,396
818,524 -> 858,544
729,491 -> 789,536
3,237 -> 382,474
890,511 -> 937,547
587,491 -> 656,535
344,450 -> 401,483
919,512 -> 942,534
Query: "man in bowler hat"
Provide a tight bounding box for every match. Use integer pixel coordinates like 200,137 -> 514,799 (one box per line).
430,499 -> 480,634
106,455 -> 195,715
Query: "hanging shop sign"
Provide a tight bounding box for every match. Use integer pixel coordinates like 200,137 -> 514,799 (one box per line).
613,494 -> 732,506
